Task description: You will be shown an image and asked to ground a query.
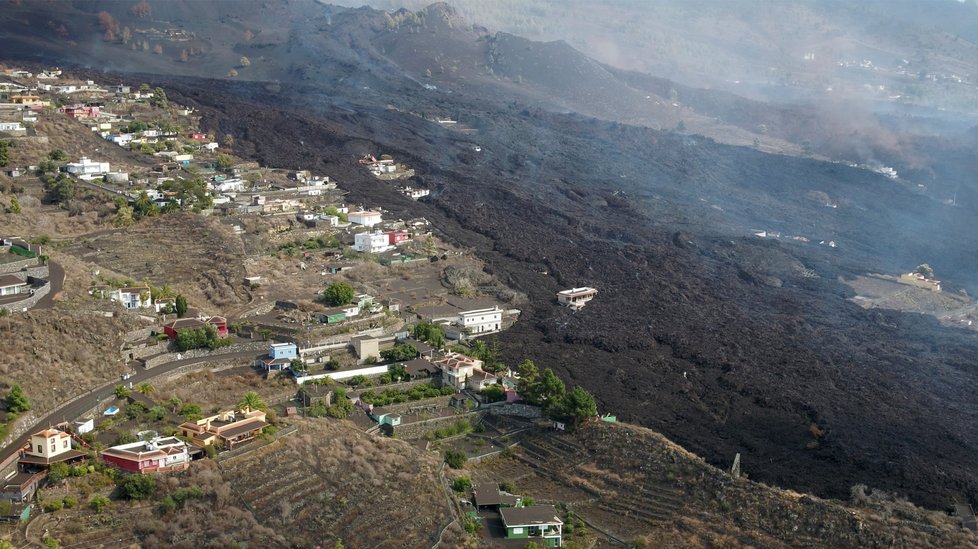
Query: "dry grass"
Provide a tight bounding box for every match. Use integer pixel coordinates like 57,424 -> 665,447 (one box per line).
0,308 -> 130,418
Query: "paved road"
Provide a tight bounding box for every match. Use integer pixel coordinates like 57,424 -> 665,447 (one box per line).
0,349 -> 262,468
32,260 -> 64,309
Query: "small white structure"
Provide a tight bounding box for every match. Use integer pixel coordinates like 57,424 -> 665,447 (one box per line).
354,232 -> 393,254
0,122 -> 25,133
557,287 -> 598,310
399,187 -> 430,200
348,210 -> 383,226
73,418 -> 95,435
112,286 -> 152,310
65,157 -> 110,176
458,306 -> 502,335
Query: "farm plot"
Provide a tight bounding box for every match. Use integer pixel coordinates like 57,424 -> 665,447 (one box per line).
219,418 -> 452,548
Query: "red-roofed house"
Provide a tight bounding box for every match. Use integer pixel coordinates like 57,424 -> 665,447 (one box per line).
101,437 -> 190,474
163,316 -> 228,339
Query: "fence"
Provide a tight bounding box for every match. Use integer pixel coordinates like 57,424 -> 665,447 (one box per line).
143,341 -> 267,369
216,424 -> 298,463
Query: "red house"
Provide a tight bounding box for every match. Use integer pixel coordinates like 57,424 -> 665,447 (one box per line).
189,132 -> 206,141
387,230 -> 410,245
163,316 -> 228,339
100,437 -> 190,474
60,105 -> 100,119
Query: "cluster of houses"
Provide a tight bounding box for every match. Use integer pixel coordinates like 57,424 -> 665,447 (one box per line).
1,405 -> 270,504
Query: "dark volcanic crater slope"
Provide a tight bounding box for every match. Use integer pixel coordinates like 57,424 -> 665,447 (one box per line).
8,1 -> 978,512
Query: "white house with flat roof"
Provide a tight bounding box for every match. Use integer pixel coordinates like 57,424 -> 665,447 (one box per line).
458,306 -> 502,335
348,210 -> 383,226
557,287 -> 598,310
65,157 -> 110,176
354,232 -> 392,254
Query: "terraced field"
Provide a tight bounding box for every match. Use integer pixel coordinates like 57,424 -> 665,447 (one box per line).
468,421 -> 978,548
219,418 -> 452,548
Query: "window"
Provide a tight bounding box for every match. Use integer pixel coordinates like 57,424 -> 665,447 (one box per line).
36,445 -> 41,453
512,527 -> 524,535
63,440 -> 68,448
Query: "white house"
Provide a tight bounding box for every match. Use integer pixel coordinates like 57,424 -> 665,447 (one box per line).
203,142 -> 219,151
557,287 -> 598,310
112,286 -> 152,310
458,306 -> 502,335
399,187 -> 430,200
65,157 -> 110,175
348,210 -> 383,226
211,178 -> 244,193
354,232 -> 392,254
0,122 -> 25,133
434,352 -> 483,390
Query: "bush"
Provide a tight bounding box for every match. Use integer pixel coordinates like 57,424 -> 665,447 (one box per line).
61,496 -> 78,509
90,495 -> 110,513
42,500 -> 64,512
444,449 -> 466,469
451,476 -> 471,492
117,474 -> 156,500
5,384 -> 31,413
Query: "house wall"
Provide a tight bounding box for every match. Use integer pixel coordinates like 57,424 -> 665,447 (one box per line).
101,454 -> 142,473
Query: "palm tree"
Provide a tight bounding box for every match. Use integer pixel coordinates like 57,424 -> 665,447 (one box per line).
239,391 -> 267,412
166,396 -> 182,413
135,382 -> 155,395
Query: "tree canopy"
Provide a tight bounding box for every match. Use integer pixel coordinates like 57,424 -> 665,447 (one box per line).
323,282 -> 356,307
5,385 -> 30,413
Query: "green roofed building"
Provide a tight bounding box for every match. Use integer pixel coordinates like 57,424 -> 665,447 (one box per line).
500,505 -> 563,547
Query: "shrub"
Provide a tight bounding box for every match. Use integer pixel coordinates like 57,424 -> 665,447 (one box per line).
42,500 -> 63,512
444,449 -> 466,469
117,474 -> 156,500
451,476 -> 471,492
90,495 -> 110,513
62,496 -> 78,509
5,384 -> 31,413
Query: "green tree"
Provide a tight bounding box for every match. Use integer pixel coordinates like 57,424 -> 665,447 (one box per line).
135,382 -> 155,395
0,139 -> 9,167
516,359 -> 539,398
8,195 -> 20,214
215,153 -> 233,169
525,368 -> 564,411
118,474 -> 156,500
323,282 -> 355,307
915,263 -> 935,279
239,391 -> 267,412
48,149 -> 67,161
150,87 -> 167,108
114,204 -> 135,227
290,358 -> 307,372
180,403 -> 202,420
5,384 -> 31,413
174,294 -> 187,317
561,386 -> 598,426
46,173 -> 75,203
113,385 -> 131,399
380,343 -> 418,362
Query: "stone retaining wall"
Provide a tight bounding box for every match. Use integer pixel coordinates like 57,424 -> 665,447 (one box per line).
143,341 -> 267,369
0,258 -> 38,274
392,410 -> 482,440
488,403 -> 542,419
0,282 -> 50,313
